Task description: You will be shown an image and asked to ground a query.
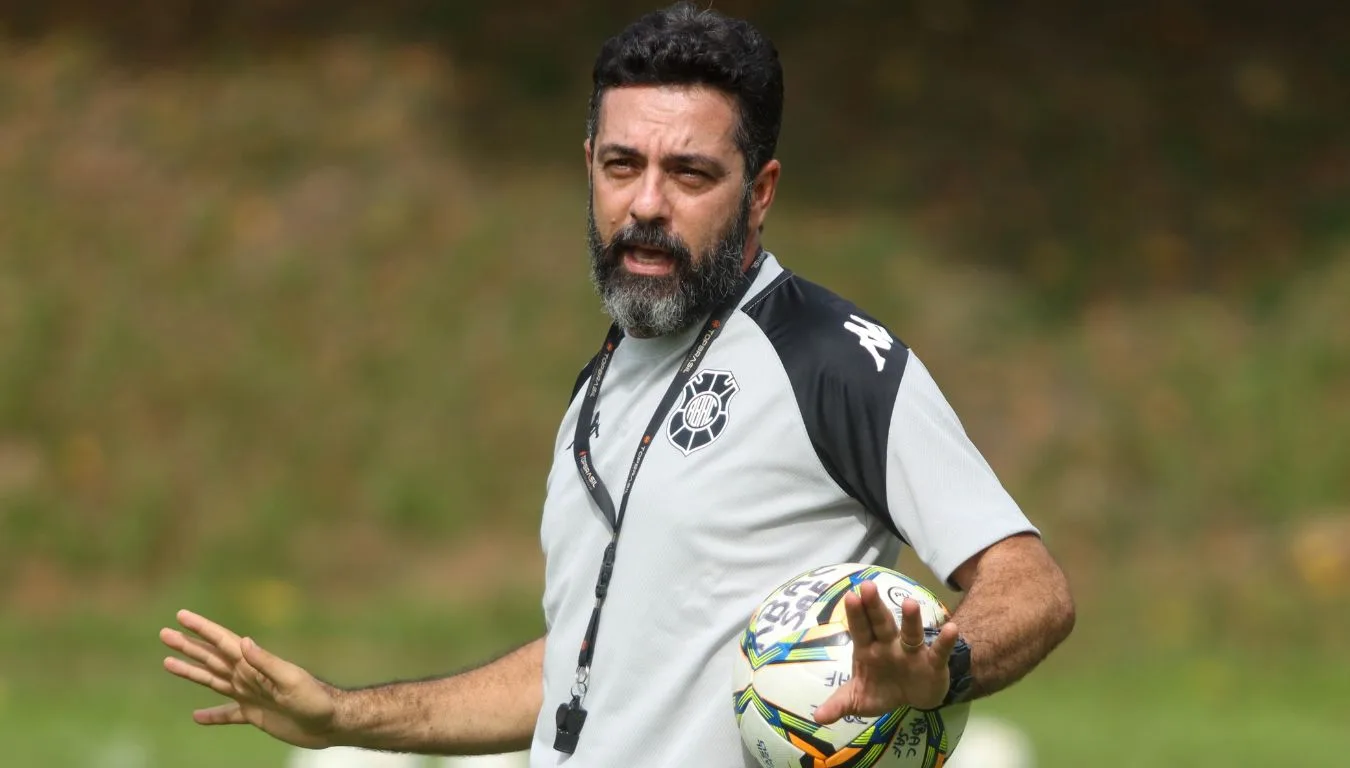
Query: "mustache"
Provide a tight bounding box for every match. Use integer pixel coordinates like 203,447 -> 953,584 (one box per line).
605,222 -> 693,265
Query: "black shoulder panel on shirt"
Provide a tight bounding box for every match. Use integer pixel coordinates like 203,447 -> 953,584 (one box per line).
740,271 -> 910,541
569,355 -> 597,404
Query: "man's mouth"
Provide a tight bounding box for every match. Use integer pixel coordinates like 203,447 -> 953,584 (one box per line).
620,245 -> 675,276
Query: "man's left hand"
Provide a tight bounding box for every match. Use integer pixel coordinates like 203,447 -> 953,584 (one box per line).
813,581 -> 960,724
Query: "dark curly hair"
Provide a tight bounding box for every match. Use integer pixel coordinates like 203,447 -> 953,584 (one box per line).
588,2 -> 784,181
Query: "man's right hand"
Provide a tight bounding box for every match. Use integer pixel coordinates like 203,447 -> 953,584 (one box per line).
160,609 -> 340,749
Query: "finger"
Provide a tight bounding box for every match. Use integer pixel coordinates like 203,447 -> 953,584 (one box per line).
164,656 -> 237,699
843,590 -> 876,646
160,626 -> 198,654
858,581 -> 899,643
929,622 -> 960,665
898,598 -> 926,653
193,702 -> 247,726
241,637 -> 304,691
160,628 -> 233,677
813,683 -> 854,725
229,657 -> 273,701
176,610 -> 244,662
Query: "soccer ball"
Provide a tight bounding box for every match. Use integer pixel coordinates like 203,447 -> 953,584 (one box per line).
733,563 -> 971,768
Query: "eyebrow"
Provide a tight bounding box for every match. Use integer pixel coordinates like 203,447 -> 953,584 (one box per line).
596,143 -> 729,176
596,143 -> 642,159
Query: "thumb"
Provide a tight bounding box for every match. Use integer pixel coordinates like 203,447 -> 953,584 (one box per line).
193,701 -> 246,726
813,682 -> 855,725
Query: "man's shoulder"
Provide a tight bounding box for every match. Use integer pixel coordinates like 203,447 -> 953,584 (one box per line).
736,267 -> 911,539
739,269 -> 910,383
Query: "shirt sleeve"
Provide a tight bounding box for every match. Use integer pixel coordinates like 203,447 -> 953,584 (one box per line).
884,353 -> 1038,588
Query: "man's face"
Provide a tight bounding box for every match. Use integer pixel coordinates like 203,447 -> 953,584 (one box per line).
586,85 -> 766,337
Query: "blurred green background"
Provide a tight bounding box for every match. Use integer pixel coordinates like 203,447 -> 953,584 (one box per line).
1,1 -> 1348,766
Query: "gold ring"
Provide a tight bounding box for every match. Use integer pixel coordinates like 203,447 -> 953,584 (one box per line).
901,638 -> 925,653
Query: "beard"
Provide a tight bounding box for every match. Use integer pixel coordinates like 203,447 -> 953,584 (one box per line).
587,187 -> 752,338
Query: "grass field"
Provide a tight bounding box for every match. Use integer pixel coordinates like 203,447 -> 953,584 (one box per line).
983,652 -> 1350,766
5,595 -> 1349,768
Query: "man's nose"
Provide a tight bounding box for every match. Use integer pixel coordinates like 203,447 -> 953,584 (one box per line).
628,170 -> 671,225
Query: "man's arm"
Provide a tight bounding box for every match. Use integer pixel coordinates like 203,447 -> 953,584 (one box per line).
814,533 -> 1074,722
947,532 -> 1076,699
810,529 -> 1074,723
333,637 -> 543,754
161,610 -> 543,755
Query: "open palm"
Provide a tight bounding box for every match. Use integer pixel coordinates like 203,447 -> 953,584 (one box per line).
160,609 -> 339,749
814,582 -> 958,724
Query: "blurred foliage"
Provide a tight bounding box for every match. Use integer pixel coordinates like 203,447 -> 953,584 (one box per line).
1,1 -> 1347,308
0,36 -> 1346,646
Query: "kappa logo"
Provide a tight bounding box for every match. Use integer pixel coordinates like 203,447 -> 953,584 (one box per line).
843,314 -> 894,372
667,370 -> 739,456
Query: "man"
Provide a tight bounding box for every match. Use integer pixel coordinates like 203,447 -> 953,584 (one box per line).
160,3 -> 1075,765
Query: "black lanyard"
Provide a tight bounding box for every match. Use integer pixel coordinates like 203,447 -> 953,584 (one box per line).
554,251 -> 765,754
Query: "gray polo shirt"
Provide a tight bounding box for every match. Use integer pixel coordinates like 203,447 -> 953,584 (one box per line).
529,254 -> 1035,766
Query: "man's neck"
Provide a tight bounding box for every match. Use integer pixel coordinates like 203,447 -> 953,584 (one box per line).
740,236 -> 763,272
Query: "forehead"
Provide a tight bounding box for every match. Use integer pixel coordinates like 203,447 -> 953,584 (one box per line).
595,85 -> 740,159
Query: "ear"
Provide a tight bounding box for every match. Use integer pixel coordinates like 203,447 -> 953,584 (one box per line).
584,138 -> 593,169
749,159 -> 781,232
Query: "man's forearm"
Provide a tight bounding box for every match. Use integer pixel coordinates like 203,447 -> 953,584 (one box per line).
328,636 -> 544,755
949,535 -> 1075,699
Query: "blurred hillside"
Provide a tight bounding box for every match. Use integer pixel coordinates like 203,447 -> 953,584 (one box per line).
1,29 -> 1347,637
2,1 -> 1347,307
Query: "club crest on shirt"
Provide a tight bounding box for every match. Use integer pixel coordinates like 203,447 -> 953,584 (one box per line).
667,369 -> 739,456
